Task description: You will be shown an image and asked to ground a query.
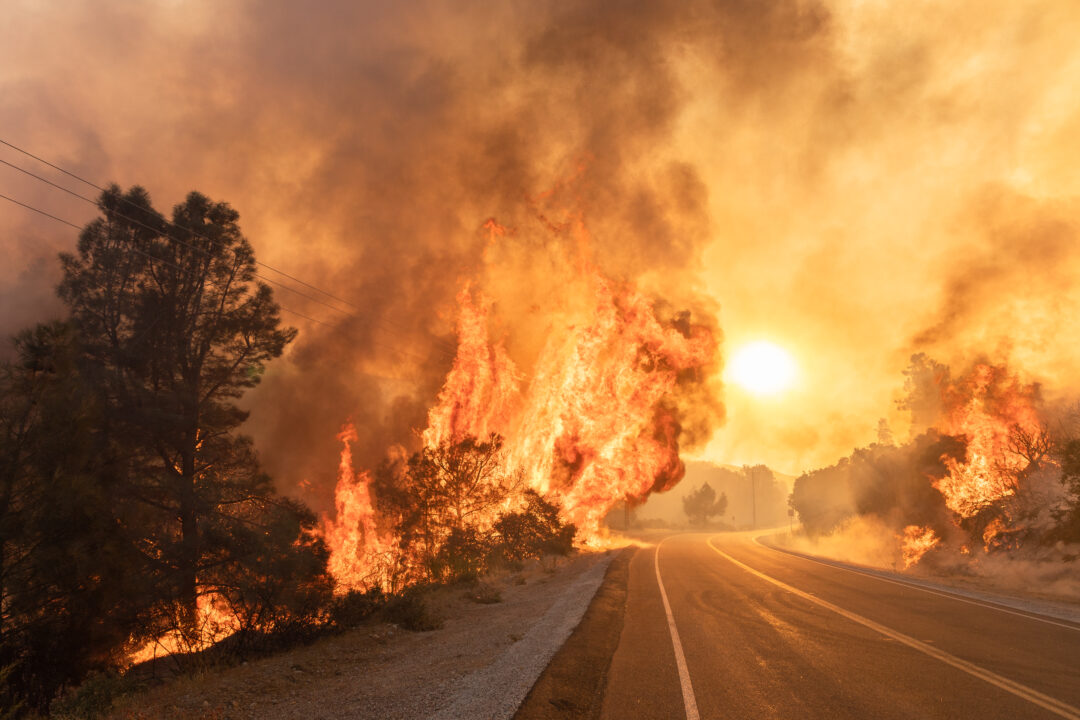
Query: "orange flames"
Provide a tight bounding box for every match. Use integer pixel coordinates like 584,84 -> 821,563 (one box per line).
127,593 -> 239,666
899,525 -> 939,569
422,286 -> 521,449
932,362 -> 1042,520
423,266 -> 715,541
321,424 -> 392,594
319,226 -> 719,588
502,273 -> 713,536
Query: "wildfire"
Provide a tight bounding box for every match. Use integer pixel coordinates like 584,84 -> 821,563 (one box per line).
127,593 -> 239,667
319,224 -> 719,589
899,525 -> 939,569
321,424 -> 392,594
419,267 -> 715,541
932,363 -> 1042,519
502,272 -> 714,536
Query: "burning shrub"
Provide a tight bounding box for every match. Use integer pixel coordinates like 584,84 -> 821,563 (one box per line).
792,354 -> 1078,571
492,490 -> 577,565
366,433 -> 520,586
204,498 -> 333,655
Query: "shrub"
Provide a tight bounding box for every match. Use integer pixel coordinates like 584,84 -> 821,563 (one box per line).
328,587 -> 387,630
428,526 -> 490,583
492,490 -> 576,563
382,589 -> 442,631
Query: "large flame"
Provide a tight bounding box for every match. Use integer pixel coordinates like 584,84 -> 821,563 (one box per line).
322,424 -> 392,594
319,232 -> 719,588
422,267 -> 715,541
933,363 -> 1042,519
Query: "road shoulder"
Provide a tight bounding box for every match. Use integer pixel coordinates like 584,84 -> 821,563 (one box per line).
514,546 -> 635,720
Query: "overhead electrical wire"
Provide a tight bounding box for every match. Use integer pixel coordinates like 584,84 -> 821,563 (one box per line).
0,189 -> 331,329
0,141 -> 459,358
0,189 -> 457,370
0,137 -> 359,314
0,138 -> 461,366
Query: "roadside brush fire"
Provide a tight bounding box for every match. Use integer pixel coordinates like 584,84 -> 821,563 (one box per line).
320,224 -> 722,593
790,354 -> 1080,591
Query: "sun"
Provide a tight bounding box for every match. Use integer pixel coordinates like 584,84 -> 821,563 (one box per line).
728,341 -> 797,396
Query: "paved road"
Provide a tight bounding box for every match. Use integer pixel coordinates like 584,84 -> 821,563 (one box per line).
600,533 -> 1080,720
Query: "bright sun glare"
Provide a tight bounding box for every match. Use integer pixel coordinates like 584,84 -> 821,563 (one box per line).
728,341 -> 797,396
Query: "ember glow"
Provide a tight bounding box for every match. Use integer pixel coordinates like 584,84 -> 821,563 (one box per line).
127,594 -> 240,666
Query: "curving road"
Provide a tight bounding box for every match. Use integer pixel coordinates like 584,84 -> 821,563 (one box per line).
599,533 -> 1080,720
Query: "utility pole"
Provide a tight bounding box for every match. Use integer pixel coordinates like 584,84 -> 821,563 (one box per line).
751,467 -> 757,530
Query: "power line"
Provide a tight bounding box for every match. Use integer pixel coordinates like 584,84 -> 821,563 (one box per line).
0,190 -> 333,328
0,136 -> 361,314
0,155 -> 372,324
0,190 -> 459,369
0,142 -> 459,361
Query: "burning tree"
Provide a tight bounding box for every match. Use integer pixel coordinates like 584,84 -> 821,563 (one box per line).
373,434 -> 520,583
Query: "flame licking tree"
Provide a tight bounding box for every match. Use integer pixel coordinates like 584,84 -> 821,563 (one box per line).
322,225 -> 720,590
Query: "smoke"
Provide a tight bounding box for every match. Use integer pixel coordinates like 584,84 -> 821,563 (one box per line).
6,0 -> 1080,494
0,0 -> 751,508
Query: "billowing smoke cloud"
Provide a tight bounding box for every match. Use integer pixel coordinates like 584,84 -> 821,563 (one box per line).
0,0 -> 761,506
5,0 -> 1080,494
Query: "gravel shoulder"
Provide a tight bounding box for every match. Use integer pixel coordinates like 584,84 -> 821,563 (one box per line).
109,551 -> 615,720
514,547 -> 634,720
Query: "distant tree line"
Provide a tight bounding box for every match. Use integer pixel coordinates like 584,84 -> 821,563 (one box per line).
0,186 -> 575,717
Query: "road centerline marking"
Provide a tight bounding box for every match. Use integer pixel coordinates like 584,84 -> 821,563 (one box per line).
707,537 -> 1080,720
655,536 -> 701,720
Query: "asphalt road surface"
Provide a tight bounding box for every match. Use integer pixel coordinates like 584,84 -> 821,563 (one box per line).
599,533 -> 1080,720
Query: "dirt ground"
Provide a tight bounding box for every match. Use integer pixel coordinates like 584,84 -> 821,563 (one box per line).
107,551 -> 615,720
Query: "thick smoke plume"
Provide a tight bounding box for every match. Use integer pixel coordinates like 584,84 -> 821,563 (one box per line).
7,0 -> 1080,484
0,0 -> 743,510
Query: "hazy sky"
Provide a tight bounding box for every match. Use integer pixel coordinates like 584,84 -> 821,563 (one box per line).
3,0 -> 1080,493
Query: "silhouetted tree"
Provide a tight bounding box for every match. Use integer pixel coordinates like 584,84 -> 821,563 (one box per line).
56,185 -> 316,633
372,436 -> 578,583
682,482 -> 728,526
493,490 -> 576,562
0,323 -> 147,711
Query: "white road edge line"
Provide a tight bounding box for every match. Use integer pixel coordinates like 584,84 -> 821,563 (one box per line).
708,537 -> 1080,720
654,536 -> 701,720
753,535 -> 1080,632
